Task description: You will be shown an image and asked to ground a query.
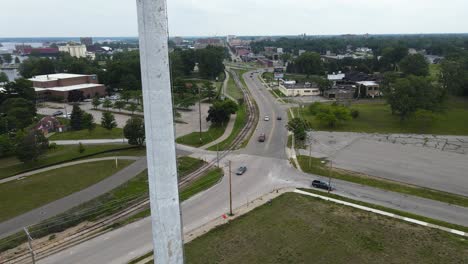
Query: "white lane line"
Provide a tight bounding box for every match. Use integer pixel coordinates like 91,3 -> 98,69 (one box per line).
293,189 -> 467,238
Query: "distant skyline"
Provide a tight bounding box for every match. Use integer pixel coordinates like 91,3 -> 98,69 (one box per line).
1,0 -> 468,38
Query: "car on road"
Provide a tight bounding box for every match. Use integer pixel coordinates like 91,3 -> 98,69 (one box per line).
258,133 -> 266,142
236,166 -> 247,175
311,180 -> 333,191
52,110 -> 63,117
264,116 -> 270,121
277,116 -> 282,120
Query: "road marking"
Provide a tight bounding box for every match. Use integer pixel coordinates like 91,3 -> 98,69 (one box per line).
293,189 -> 468,238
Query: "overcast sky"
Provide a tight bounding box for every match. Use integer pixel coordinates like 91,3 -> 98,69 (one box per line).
1,0 -> 467,37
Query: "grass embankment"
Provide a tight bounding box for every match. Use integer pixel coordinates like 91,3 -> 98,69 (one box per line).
208,103 -> 247,151
49,126 -> 124,140
226,71 -> 243,100
176,123 -> 228,148
297,97 -> 468,135
297,155 -> 468,207
299,188 -> 468,233
0,144 -> 135,180
184,193 -> 468,264
0,160 -> 134,222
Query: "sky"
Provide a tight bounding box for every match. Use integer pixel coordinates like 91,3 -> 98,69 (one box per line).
1,0 -> 468,37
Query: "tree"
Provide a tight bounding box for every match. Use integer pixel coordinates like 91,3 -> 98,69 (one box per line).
0,98 -> 36,130
92,96 -> 101,109
121,91 -> 132,103
196,46 -> 225,79
67,90 -> 84,103
0,72 -> 8,84
101,112 -> 117,130
293,52 -> 323,77
82,113 -> 96,131
201,82 -> 217,102
70,104 -> 84,130
127,102 -> 138,115
0,134 -> 14,158
2,54 -> 12,64
206,99 -> 238,125
16,130 -> 49,163
383,76 -> 445,120
102,98 -> 113,109
440,56 -> 468,96
400,54 -> 429,76
315,104 -> 352,128
113,101 -> 126,112
14,57 -> 20,64
286,118 -> 311,141
124,117 -> 145,146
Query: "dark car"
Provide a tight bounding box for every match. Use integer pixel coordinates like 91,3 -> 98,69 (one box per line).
311,180 -> 332,191
277,116 -> 282,120
236,166 -> 247,175
258,133 -> 266,142
52,110 -> 63,117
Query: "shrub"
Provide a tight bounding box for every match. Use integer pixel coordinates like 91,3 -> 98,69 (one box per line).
351,109 -> 360,119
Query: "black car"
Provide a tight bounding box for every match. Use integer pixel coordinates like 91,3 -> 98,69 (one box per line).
52,110 -> 63,117
311,180 -> 332,191
236,166 -> 247,175
258,133 -> 266,142
277,116 -> 282,120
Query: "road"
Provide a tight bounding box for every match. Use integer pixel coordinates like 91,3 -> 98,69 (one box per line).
38,70 -> 468,264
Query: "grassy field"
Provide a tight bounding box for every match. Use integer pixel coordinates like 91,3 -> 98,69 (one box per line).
178,156 -> 205,178
298,97 -> 468,135
49,126 -> 124,140
184,193 -> 468,264
226,71 -> 244,100
176,123 -> 228,147
180,167 -> 223,201
0,160 -> 133,222
208,103 -> 247,151
0,144 -> 135,180
297,155 -> 468,207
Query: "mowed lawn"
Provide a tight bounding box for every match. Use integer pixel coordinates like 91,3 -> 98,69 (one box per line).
299,97 -> 468,135
49,126 -> 124,140
0,160 -> 133,222
185,193 -> 468,264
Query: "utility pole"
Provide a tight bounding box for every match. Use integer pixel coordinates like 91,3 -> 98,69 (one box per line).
229,160 -> 233,216
136,0 -> 184,263
24,227 -> 36,264
198,85 -> 202,144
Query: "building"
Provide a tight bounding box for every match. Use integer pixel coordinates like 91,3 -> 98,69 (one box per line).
35,116 -> 66,136
194,38 -> 223,49
80,37 -> 93,46
324,85 -> 356,100
279,81 -> 320,97
18,47 -> 59,56
257,58 -> 274,67
356,81 -> 381,98
58,44 -> 88,58
327,72 -> 345,84
30,73 -> 105,101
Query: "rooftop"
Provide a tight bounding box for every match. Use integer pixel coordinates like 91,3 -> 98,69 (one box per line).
29,73 -> 91,82
356,81 -> 379,87
34,83 -> 102,92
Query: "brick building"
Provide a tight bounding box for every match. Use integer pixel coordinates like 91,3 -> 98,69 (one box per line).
30,73 -> 106,101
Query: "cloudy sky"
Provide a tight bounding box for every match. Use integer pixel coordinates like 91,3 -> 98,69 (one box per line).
1,0 -> 467,37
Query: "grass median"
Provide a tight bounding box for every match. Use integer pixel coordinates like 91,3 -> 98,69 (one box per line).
184,192 -> 468,263
176,123 -> 227,148
0,144 -> 135,180
297,155 -> 468,207
49,126 -> 124,140
0,160 -> 134,222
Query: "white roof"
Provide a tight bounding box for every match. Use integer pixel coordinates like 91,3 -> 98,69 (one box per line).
29,73 -> 90,82
34,83 -> 102,92
327,73 -> 345,81
356,81 -> 379,86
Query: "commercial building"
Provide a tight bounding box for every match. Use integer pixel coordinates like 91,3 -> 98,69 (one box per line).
356,81 -> 381,98
30,73 -> 105,101
59,43 -> 94,59
194,38 -> 223,49
279,81 -> 320,97
324,85 -> 356,100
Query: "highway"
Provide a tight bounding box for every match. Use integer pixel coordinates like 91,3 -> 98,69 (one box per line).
37,70 -> 468,264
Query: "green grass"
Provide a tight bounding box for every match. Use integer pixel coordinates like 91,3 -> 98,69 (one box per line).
297,155 -> 468,207
91,147 -> 147,158
208,103 -> 247,151
49,126 -> 124,140
176,123 -> 228,147
184,193 -> 468,264
0,144 -> 135,180
226,71 -> 244,100
180,168 -> 223,201
0,160 -> 134,222
299,188 -> 468,233
178,156 -> 205,178
298,97 -> 468,135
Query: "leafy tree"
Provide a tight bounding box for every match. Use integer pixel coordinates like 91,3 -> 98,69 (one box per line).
124,117 -> 145,146
206,99 -> 238,125
92,96 -> 101,109
400,54 -> 429,76
196,46 -> 225,79
2,54 -> 12,64
127,102 -> 138,115
291,52 -> 323,77
440,55 -> 468,96
67,90 -> 84,103
102,98 -> 113,109
101,112 -> 117,130
1,78 -> 36,104
0,98 -> 36,130
70,104 -> 84,130
82,113 -> 96,131
121,91 -> 132,103
201,82 -> 217,101
0,72 -> 8,83
19,57 -> 56,78
0,134 -> 14,158
113,101 -> 126,112
14,57 -> 20,64
315,104 -> 352,128
16,130 -> 49,163
286,118 -> 311,141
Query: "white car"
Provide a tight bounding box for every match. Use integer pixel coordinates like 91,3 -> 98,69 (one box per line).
264,116 -> 270,121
